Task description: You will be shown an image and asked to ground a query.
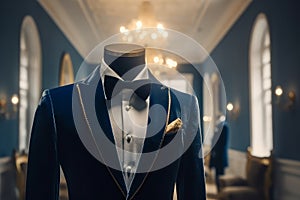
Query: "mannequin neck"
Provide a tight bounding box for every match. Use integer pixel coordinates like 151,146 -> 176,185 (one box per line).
104,54 -> 145,80
103,44 -> 146,81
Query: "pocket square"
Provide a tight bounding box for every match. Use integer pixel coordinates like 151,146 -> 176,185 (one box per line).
165,118 -> 183,134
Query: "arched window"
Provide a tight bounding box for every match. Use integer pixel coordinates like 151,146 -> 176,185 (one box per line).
59,53 -> 74,86
249,13 -> 272,157
19,16 -> 42,151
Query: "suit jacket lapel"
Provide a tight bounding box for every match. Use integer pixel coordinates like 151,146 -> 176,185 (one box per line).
128,82 -> 171,199
75,67 -> 127,197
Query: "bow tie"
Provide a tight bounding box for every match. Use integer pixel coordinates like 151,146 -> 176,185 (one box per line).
104,75 -> 151,102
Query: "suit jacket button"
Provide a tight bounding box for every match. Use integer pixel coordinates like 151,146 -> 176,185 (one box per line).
125,105 -> 132,111
124,165 -> 132,174
125,134 -> 133,143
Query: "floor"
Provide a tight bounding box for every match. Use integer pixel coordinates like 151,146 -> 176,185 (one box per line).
205,171 -> 217,200
206,177 -> 218,200
172,168 -> 219,200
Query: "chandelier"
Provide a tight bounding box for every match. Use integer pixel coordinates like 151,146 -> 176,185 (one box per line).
119,1 -> 168,44
119,1 -> 176,69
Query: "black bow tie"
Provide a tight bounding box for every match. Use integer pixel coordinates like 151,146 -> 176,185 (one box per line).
104,75 -> 151,102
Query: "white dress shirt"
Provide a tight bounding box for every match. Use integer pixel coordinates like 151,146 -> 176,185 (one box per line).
100,59 -> 149,192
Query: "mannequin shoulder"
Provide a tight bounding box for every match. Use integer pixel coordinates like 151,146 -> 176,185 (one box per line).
40,83 -> 75,106
170,87 -> 198,106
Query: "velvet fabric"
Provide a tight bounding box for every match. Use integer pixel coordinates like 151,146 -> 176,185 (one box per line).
209,123 -> 230,175
25,67 -> 206,200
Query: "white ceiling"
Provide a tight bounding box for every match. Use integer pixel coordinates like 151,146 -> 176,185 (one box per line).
38,0 -> 251,62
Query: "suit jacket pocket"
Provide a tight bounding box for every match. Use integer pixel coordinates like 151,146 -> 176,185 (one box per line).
162,128 -> 182,147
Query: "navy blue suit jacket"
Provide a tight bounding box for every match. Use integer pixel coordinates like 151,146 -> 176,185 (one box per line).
25,67 -> 206,200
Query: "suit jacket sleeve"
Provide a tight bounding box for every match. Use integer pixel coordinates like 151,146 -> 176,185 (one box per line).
176,96 -> 206,200
26,90 -> 60,200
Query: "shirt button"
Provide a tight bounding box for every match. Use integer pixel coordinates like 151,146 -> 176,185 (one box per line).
125,105 -> 131,111
124,165 -> 132,174
125,134 -> 133,143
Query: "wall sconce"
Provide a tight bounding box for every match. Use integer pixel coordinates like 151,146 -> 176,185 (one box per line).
275,85 -> 296,110
0,94 -> 19,120
227,102 -> 240,119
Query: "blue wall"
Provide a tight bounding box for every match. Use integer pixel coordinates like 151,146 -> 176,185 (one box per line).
210,0 -> 300,160
0,0 -> 83,157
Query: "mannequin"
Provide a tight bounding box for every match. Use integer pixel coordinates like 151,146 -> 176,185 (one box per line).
25,43 -> 206,200
103,43 -> 146,80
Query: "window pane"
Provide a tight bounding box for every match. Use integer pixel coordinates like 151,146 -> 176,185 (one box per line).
262,48 -> 271,64
263,78 -> 271,90
264,90 -> 272,104
263,63 -> 271,79
264,31 -> 270,47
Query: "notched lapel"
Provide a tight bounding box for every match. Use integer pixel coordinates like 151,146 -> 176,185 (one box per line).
128,83 -> 171,199
75,67 -> 127,196
143,84 -> 171,153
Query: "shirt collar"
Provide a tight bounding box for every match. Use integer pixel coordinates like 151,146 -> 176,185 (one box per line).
100,58 -> 149,99
100,58 -> 148,81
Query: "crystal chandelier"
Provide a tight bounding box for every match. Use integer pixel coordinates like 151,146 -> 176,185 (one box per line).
119,1 -> 169,45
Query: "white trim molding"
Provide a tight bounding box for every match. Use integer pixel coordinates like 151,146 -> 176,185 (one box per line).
274,158 -> 300,200
0,157 -> 11,174
205,0 -> 252,53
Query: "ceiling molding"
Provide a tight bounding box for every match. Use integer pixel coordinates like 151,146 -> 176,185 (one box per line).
206,0 -> 252,53
38,0 -> 252,63
77,0 -> 103,42
38,0 -> 98,58
191,0 -> 211,35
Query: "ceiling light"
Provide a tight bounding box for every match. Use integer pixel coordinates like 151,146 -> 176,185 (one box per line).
119,26 -> 127,33
157,23 -> 164,30
136,20 -> 143,29
153,56 -> 159,63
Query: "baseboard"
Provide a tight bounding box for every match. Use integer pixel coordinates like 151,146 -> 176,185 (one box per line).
274,158 -> 300,200
0,157 -> 17,200
226,149 -> 247,178
0,157 -> 12,174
